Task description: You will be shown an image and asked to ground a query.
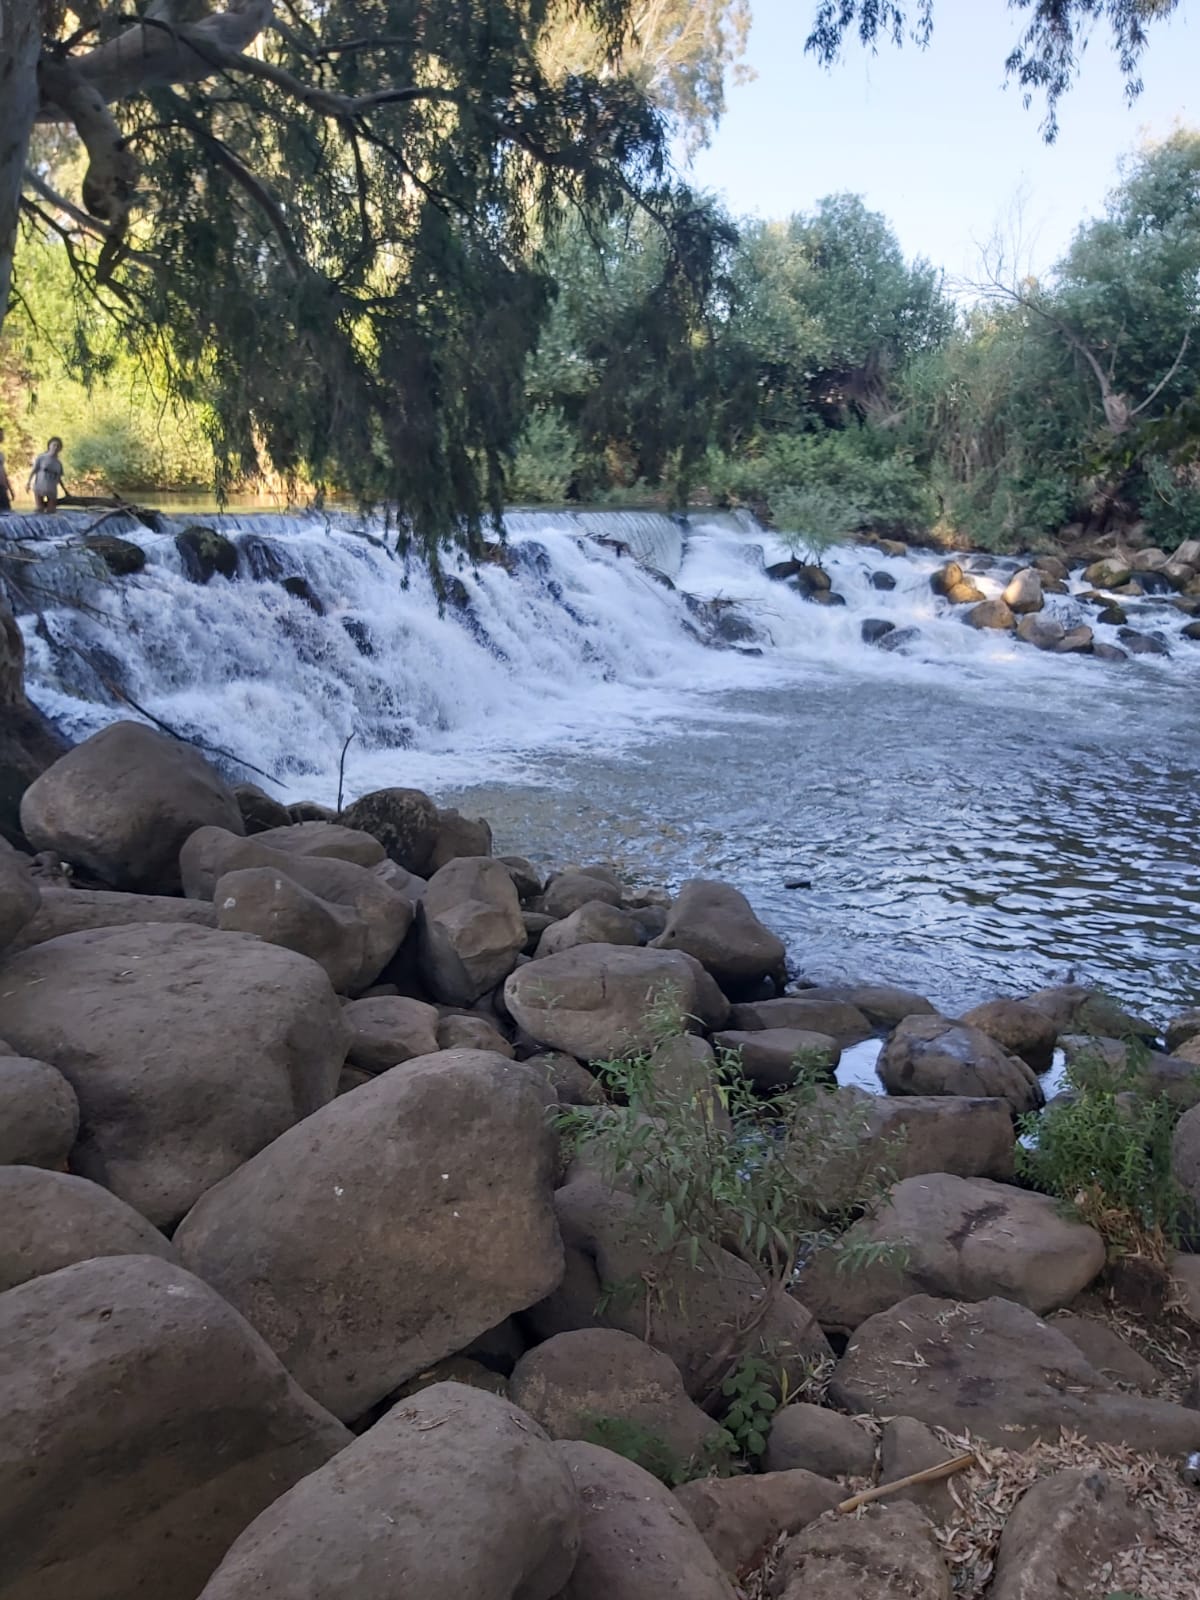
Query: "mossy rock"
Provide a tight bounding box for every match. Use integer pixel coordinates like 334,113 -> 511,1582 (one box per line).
83,535 -> 146,576
175,526 -> 238,583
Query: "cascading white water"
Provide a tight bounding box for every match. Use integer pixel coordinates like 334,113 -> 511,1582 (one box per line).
6,504 -> 1198,802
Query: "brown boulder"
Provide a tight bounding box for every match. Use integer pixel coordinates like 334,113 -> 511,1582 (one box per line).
20,721 -> 244,894
249,818 -> 386,866
877,1014 -> 1043,1113
339,785 -> 440,873
437,1012 -> 514,1055
961,998 -> 1058,1072
794,982 -> 935,1028
988,1468 -> 1149,1600
652,879 -> 786,996
963,598 -> 1015,630
763,1402 -> 876,1478
537,900 -> 641,958
524,1050 -> 605,1105
798,1174 -> 1104,1330
555,1441 -> 736,1600
0,924 -> 345,1226
712,1027 -> 840,1089
0,1054 -> 79,1168
878,1415 -> 961,1518
831,1294 -> 1200,1451
674,1470 -> 841,1577
510,1328 -> 722,1461
0,1254 -> 348,1600
214,865 -> 377,994
728,995 -> 873,1045
845,1091 -> 1016,1182
771,1502 -> 951,1600
1002,567 -> 1044,614
198,1383 -> 578,1600
1051,1314 -> 1159,1389
0,843 -> 39,948
0,1165 -> 176,1291
342,993 -> 440,1071
418,856 -> 526,1005
541,870 -> 624,919
427,806 -> 493,871
9,886 -> 216,952
1172,1102 -> 1200,1213
175,1051 -> 562,1420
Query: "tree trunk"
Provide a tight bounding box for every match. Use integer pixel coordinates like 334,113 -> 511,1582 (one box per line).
0,0 -> 41,335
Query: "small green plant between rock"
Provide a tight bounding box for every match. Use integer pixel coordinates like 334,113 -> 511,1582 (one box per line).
1017,1043 -> 1191,1265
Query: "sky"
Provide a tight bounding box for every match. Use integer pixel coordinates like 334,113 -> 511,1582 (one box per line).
686,0 -> 1197,284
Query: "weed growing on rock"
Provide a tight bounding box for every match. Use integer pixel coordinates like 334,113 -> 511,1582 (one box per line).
1017,1045 -> 1191,1265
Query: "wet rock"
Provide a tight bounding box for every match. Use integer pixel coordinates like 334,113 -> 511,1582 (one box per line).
419,856 -> 526,1006
428,806 -> 493,872
796,982 -> 935,1028
1002,567 -> 1044,613
712,1027 -> 840,1089
175,524 -> 238,582
1057,624 -> 1094,653
0,1054 -> 79,1168
877,625 -> 922,652
729,995 -> 873,1045
878,1014 -> 1043,1113
556,1441 -> 736,1600
1016,613 -> 1065,649
988,1468 -> 1149,1600
231,781 -> 292,833
960,997 -> 1058,1073
0,923 -> 345,1226
870,571 -> 896,590
930,560 -> 964,596
0,1254 -> 348,1600
340,785 -> 440,873
0,1165 -> 177,1291
861,618 -> 896,645
675,1470 -> 841,1577
652,878 -> 786,997
771,1502 -> 951,1600
510,1328 -> 722,1460
964,598 -> 1016,630
505,944 -> 729,1061
763,1401 -> 876,1478
82,533 -> 146,575
198,1383 -> 578,1600
1118,626 -> 1170,655
799,1174 -> 1104,1329
1092,641 -> 1129,661
175,1051 -> 562,1420
830,1293 -> 1200,1451
537,900 -> 642,958
280,573 -> 323,613
1083,558 -> 1132,588
1033,555 -> 1068,580
342,994 -> 440,1071
526,1175 -> 830,1391
20,721 -> 244,894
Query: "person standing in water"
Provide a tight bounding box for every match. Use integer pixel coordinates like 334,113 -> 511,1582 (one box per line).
0,429 -> 14,513
27,437 -> 66,512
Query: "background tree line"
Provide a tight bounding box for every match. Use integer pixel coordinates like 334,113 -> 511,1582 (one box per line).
2,0 -> 1194,550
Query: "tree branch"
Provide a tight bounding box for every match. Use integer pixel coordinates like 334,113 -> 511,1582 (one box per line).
1131,328 -> 1192,418
61,0 -> 275,107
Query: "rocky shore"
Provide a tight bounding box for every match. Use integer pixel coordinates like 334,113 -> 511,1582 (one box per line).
1,714 -> 1199,1600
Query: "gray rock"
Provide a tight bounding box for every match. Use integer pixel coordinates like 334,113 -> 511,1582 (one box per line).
248,818 -> 386,866
728,995 -> 873,1045
712,1027 -> 840,1089
674,1470 -> 841,1576
878,1014 -> 1043,1113
771,1502 -> 951,1600
0,1055 -> 79,1168
960,997 -> 1058,1073
342,994 -> 440,1071
988,1468 -> 1149,1600
537,900 -> 641,958
0,843 -> 39,948
419,856 -> 526,1006
0,1165 -> 177,1291
339,786 -> 440,874
9,886 -> 216,953
652,879 -> 785,996
427,807 -> 493,872
764,1402 -> 876,1478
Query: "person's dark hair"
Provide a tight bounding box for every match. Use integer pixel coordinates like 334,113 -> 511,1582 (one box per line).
47,437 -> 63,451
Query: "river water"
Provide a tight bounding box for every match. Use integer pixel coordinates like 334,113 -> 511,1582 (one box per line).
6,505 -> 1199,1020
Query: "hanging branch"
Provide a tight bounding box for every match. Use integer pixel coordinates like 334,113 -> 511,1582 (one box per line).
335,730 -> 355,815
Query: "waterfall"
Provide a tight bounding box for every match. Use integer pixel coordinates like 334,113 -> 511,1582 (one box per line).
4,505 -> 1196,802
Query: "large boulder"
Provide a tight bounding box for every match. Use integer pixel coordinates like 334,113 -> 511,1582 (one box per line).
964,598 -> 1015,630
505,945 -> 729,1061
540,869 -> 625,920
651,879 -> 786,997
1172,1102 -> 1200,1214
988,1468 -> 1149,1600
247,818 -> 386,866
711,1027 -> 840,1089
960,997 -> 1058,1072
537,900 -> 641,958
0,1165 -> 177,1291
418,856 -> 526,1006
795,982 -> 935,1028
830,1294 -> 1200,1452
10,886 -> 216,952
1019,982 -> 1155,1041
197,1383 -> 579,1600
555,1441 -> 736,1600
1002,567 -> 1044,614
0,924 -> 345,1226
763,1401 -> 876,1478
525,1176 -> 830,1393
339,785 -> 440,874
0,1254 -> 349,1600
0,843 -> 39,948
797,1174 -> 1105,1330
427,806 -> 493,872
877,1014 -> 1044,1113
510,1328 -> 722,1462
0,1054 -> 79,1168
180,824 -> 382,896
175,1051 -> 562,1420
1083,558 -> 1132,588
728,995 -> 873,1045
342,993 -> 440,1071
19,721 -> 244,894
674,1470 -> 841,1577
843,1090 -> 1016,1182
771,1502 -> 951,1600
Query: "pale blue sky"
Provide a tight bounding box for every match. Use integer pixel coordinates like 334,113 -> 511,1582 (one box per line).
687,0 -> 1197,282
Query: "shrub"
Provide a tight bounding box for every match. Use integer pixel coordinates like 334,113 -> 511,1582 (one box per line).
580,1414 -> 734,1486
507,407 -> 578,503
556,992 -> 896,1409
1016,1047 -> 1191,1264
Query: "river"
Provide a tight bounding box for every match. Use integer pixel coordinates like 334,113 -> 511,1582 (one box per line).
7,504 -> 1199,1020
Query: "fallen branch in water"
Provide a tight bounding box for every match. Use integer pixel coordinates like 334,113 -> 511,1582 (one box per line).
837,1453 -> 977,1514
335,731 -> 356,816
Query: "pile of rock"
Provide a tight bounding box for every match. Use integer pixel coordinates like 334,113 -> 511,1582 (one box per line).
1,718 -> 1198,1600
